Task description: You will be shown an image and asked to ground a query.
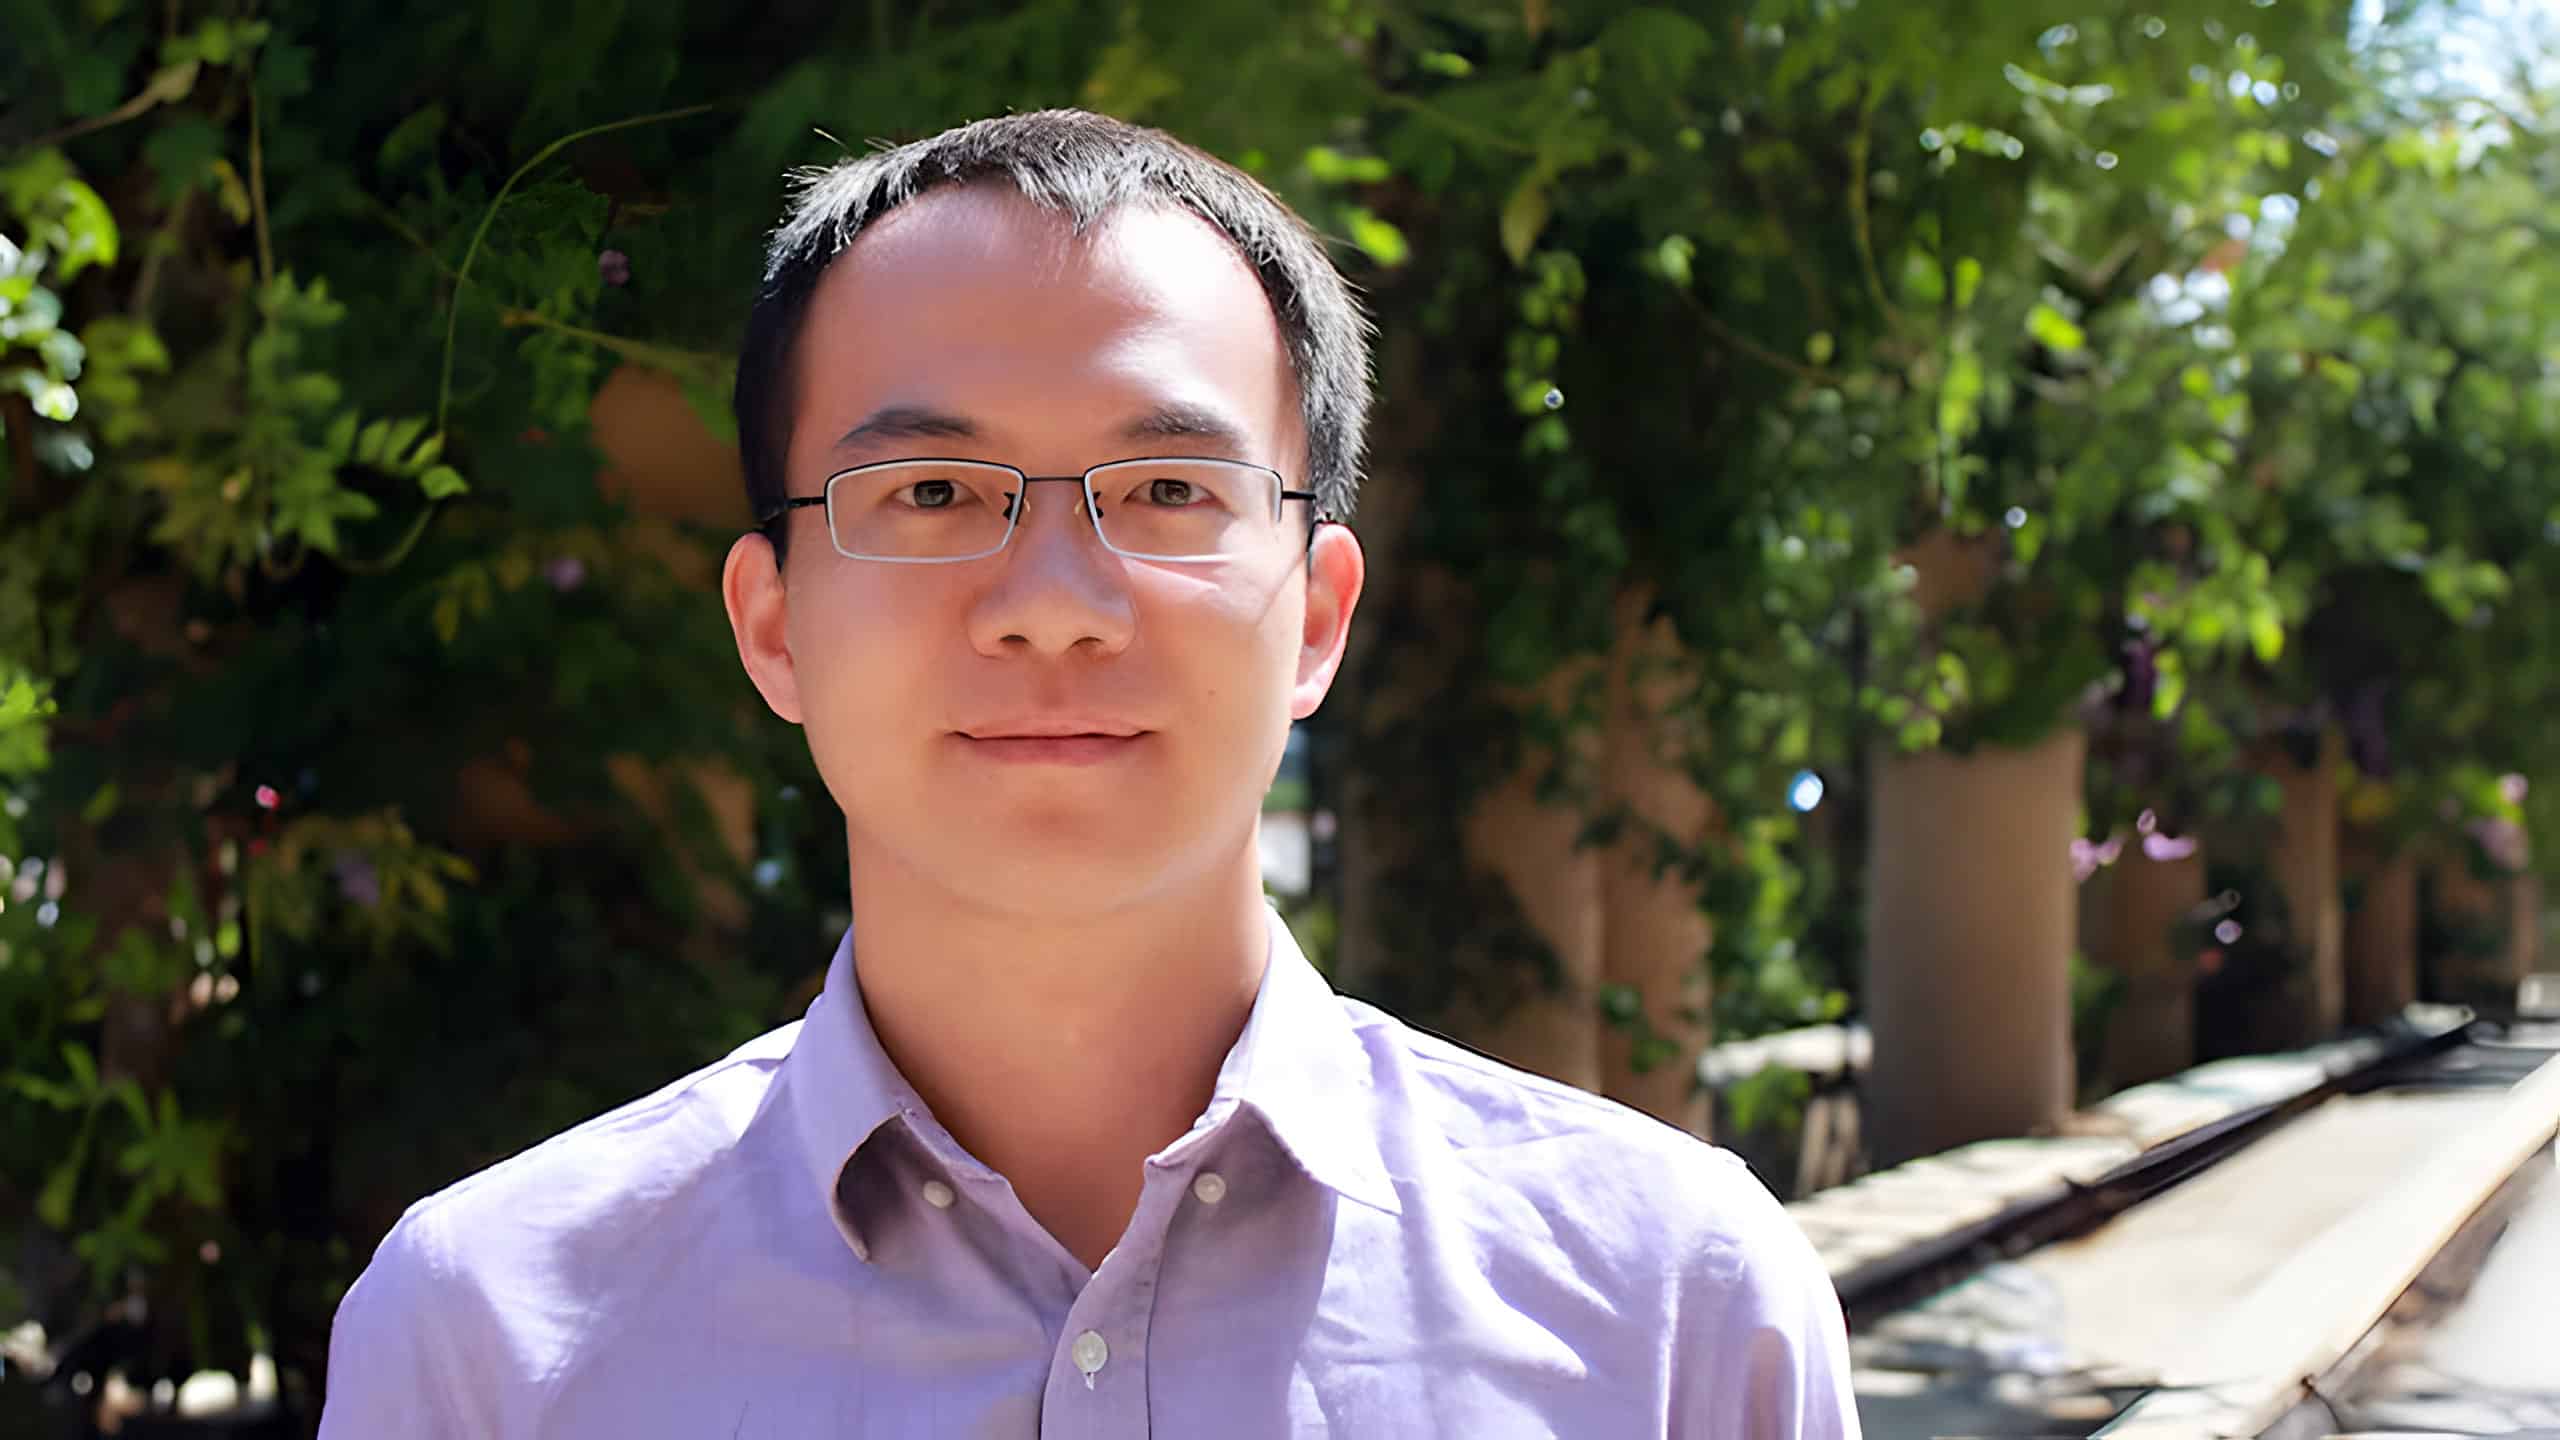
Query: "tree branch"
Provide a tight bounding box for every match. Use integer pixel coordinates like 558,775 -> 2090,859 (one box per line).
1677,290 -> 1842,388
1848,83 -> 1904,338
248,86 -> 275,292
437,102 -> 725,434
494,307 -> 730,379
1368,86 -> 1539,157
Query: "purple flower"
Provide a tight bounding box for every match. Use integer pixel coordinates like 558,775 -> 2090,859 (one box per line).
2070,833 -> 2124,882
2468,817 -> 2530,874
545,555 -> 587,592
597,249 -> 631,286
332,852 -> 381,908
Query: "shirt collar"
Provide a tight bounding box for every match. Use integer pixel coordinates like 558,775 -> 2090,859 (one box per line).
783,903 -> 1401,1263
1209,903 -> 1404,1217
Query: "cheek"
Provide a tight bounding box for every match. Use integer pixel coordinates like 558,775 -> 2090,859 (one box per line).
1149,573 -> 1302,701
784,574 -> 943,749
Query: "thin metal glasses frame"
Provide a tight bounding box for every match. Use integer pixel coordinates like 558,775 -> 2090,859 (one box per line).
756,456 -> 1323,564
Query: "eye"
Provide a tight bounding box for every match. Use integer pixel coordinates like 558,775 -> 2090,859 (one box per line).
1145,477 -> 1197,506
904,478 -> 958,509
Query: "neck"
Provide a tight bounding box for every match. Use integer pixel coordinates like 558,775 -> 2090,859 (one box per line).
843,832 -> 1272,1270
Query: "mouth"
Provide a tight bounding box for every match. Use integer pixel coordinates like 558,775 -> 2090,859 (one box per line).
954,724 -> 1149,766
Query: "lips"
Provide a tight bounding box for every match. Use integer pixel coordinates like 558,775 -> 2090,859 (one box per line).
955,731 -> 1146,767
953,718 -> 1149,767
959,721 -> 1145,740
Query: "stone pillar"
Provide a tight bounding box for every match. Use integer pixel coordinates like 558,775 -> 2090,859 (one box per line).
2342,831 -> 2418,1027
1462,758 -> 1606,1092
2087,841 -> 2205,1089
2432,852 -> 2540,1009
2260,732 -> 2345,1047
1597,590 -> 1713,1135
2511,873 -> 2541,984
1461,660 -> 1608,1093
2429,853 -> 2511,1008
1865,727 -> 2084,1166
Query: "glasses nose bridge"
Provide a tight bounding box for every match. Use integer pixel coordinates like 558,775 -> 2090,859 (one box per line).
1004,473 -> 1104,551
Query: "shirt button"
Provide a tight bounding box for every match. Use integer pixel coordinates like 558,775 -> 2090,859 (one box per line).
921,1180 -> 956,1210
1072,1330 -> 1109,1378
1191,1171 -> 1228,1205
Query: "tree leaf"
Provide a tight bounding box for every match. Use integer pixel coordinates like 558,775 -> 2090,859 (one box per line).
382,416 -> 429,467
2249,609 -> 2284,664
1501,177 -> 1551,266
60,1042 -> 97,1096
2026,302 -> 2086,354
1953,257 -> 1984,309
36,1153 -> 81,1230
1341,206 -> 1409,267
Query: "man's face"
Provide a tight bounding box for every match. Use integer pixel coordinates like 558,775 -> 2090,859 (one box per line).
723,184 -> 1363,919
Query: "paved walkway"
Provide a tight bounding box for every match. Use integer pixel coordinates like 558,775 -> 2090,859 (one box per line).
1822,1015 -> 2559,1438
2326,1144 -> 2560,1434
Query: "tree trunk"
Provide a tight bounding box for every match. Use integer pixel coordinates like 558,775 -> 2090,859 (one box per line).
1865,727 -> 2084,1166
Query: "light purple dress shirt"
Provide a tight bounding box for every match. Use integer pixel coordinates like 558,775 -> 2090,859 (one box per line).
320,906 -> 1859,1437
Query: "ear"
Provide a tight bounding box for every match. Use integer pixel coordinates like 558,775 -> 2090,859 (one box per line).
723,532 -> 807,726
1289,524 -> 1365,721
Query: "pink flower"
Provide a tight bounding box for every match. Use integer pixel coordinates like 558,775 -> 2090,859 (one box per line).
2142,832 -> 2197,861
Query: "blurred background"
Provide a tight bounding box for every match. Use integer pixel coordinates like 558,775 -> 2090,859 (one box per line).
3,0 -> 2557,1434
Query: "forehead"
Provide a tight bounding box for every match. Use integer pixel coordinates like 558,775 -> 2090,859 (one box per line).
788,183 -> 1301,470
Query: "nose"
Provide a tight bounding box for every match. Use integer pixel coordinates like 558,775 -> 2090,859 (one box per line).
965,480 -> 1137,658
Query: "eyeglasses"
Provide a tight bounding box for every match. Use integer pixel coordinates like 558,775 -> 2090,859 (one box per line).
757,457 -> 1322,565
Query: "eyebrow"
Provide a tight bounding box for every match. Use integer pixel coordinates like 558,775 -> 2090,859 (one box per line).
830,402 -> 1254,459
831,405 -> 980,452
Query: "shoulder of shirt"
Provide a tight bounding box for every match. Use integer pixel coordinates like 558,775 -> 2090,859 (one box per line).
1335,993 -> 1814,1273
1336,992 -> 1725,1155
393,1017 -> 803,1246
326,1023 -> 806,1426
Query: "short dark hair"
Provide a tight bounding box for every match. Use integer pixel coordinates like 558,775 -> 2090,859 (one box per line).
733,109 -> 1373,565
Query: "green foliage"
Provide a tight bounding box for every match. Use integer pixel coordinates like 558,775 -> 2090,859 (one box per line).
1724,1062 -> 1813,1138
0,0 -> 828,1400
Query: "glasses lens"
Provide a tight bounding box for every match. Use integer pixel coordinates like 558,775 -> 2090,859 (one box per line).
829,461 -> 1019,560
1085,459 -> 1281,560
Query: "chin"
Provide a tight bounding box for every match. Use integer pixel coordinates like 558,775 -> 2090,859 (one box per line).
965,839 -> 1208,918
938,797 -> 1253,909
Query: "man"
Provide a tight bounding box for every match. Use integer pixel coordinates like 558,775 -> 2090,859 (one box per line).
321,108 -> 1858,1438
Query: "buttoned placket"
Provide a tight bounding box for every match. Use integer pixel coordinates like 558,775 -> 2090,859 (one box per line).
854,1101 -> 1248,1439
1030,1119 -> 1248,1439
